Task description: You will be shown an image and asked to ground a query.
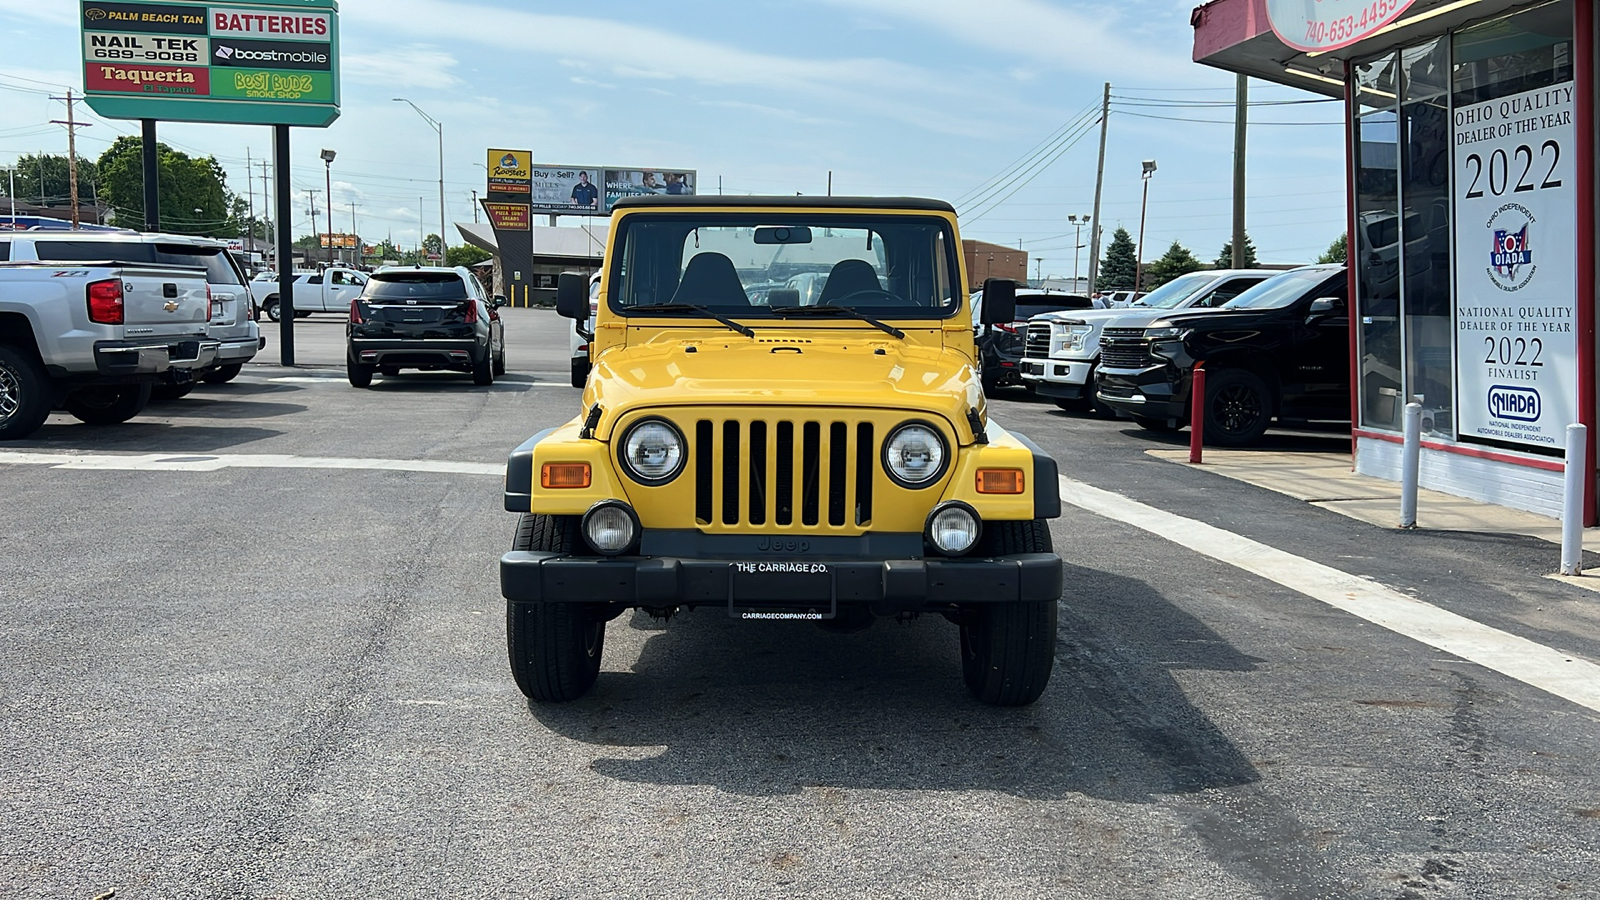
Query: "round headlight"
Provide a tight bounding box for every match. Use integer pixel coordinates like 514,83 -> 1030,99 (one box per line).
926,502 -> 981,556
582,501 -> 639,555
883,422 -> 948,488
619,418 -> 685,484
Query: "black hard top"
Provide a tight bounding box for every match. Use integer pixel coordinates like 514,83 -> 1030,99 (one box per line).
609,195 -> 956,213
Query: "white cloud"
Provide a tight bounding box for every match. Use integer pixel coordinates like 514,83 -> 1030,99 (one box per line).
0,0 -> 75,25
343,47 -> 462,89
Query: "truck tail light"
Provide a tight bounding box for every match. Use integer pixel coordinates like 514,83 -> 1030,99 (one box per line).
208,285 -> 219,320
87,279 -> 124,325
975,468 -> 1025,494
349,298 -> 364,324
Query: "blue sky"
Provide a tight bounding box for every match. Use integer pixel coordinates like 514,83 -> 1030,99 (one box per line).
0,0 -> 1347,272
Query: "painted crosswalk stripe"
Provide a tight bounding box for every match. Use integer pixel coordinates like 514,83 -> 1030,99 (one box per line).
0,450 -> 500,476
1058,475 -> 1600,714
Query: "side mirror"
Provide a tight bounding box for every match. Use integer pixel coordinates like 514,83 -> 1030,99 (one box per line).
556,273 -> 588,319
493,294 -> 509,308
1308,296 -> 1343,316
978,278 -> 1016,325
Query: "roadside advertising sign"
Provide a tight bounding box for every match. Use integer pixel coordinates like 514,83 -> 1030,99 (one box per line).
319,232 -> 356,248
483,202 -> 531,231
604,168 -> 697,211
1265,0 -> 1416,53
486,149 -> 531,199
527,165 -> 605,215
1453,81 -> 1577,451
79,0 -> 340,127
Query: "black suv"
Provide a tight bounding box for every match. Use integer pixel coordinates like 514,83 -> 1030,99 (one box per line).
974,289 -> 1095,392
346,267 -> 507,387
1096,265 -> 1349,445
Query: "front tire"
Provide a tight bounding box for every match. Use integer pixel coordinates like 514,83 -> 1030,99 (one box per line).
263,297 -> 281,322
65,383 -> 151,425
1203,368 -> 1272,446
506,514 -> 605,702
201,363 -> 243,384
959,519 -> 1057,706
0,345 -> 53,440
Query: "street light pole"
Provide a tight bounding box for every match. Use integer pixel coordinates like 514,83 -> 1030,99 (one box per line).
393,98 -> 446,261
1134,160 -> 1157,294
1069,213 -> 1088,292
320,148 -> 336,266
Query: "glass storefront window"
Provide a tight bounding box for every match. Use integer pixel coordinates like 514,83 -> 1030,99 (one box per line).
1452,1 -> 1573,107
1400,38 -> 1454,437
1354,49 -> 1404,430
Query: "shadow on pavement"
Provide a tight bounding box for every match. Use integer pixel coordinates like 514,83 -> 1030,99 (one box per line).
190,382 -> 305,397
143,398 -> 308,419
25,421 -> 285,451
524,564 -> 1262,801
360,374 -> 540,394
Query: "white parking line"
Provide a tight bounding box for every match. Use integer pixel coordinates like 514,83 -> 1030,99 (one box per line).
0,450 -> 500,476
1058,475 -> 1600,714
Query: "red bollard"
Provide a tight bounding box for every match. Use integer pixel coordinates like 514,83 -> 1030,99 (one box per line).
1189,365 -> 1206,463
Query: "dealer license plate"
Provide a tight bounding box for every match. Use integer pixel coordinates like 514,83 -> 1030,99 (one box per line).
728,562 -> 835,620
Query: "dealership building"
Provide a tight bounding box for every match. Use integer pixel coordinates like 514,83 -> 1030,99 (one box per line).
1192,0 -> 1595,521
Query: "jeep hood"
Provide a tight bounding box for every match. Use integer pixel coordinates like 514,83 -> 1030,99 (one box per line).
583,336 -> 985,442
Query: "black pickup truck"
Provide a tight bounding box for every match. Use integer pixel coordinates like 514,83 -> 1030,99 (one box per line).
1096,265 -> 1349,445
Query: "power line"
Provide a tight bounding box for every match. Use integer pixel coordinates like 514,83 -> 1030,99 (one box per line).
953,101 -> 1098,209
962,110 -> 1102,224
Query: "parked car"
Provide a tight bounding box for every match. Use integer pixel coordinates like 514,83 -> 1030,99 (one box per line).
569,272 -> 600,388
0,260 -> 215,439
251,267 -> 369,321
1096,265 -> 1349,445
972,289 -> 1095,392
1021,269 -> 1276,410
346,266 -> 506,387
3,232 -> 261,390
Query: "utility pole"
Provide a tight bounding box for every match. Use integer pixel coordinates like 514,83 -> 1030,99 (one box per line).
245,147 -> 255,246
471,189 -> 479,222
48,89 -> 89,229
306,188 -> 321,268
827,170 -> 832,196
257,159 -> 273,269
1086,82 -> 1110,292
1231,74 -> 1248,268
350,200 -> 359,265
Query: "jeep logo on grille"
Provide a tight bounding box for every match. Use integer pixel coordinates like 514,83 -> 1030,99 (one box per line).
756,537 -> 810,553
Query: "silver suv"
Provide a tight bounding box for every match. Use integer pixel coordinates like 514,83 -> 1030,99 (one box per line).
2,232 -> 263,394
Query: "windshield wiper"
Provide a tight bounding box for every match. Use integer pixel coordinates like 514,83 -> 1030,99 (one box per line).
768,305 -> 905,339
633,303 -> 755,337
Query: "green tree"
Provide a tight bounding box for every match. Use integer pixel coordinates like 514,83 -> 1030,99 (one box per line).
1215,232 -> 1258,269
422,233 -> 444,259
2,153 -> 101,211
1144,240 -> 1203,289
1317,232 -> 1347,265
446,244 -> 491,268
1095,226 -> 1138,291
95,136 -> 240,237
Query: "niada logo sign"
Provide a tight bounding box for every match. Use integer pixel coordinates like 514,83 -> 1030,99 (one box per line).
1485,203 -> 1537,291
1488,385 -> 1541,421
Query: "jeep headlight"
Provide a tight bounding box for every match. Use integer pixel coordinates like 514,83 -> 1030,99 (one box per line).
1144,321 -> 1189,341
1061,324 -> 1094,353
619,418 -> 685,485
882,422 -> 948,488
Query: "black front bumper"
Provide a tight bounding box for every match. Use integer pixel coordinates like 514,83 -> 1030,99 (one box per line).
501,552 -> 1063,617
1098,366 -> 1189,420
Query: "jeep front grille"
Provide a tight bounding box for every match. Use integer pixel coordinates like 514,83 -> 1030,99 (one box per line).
1099,327 -> 1152,369
1024,322 -> 1052,359
694,417 -> 875,529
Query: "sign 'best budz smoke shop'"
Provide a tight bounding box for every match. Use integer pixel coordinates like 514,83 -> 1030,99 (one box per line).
80,0 -> 339,126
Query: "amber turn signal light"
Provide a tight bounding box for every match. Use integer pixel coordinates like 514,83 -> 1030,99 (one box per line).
541,463 -> 592,489
975,468 -> 1025,494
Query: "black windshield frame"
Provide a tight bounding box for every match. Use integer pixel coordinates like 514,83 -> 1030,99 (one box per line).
606,212 -> 963,321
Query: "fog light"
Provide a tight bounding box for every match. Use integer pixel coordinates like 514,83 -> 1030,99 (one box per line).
582,501 -> 639,555
925,502 -> 980,556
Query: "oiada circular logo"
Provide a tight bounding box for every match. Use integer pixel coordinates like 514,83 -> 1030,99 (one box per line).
1485,202 -> 1536,292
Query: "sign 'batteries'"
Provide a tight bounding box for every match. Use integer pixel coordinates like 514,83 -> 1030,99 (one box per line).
80,0 -> 339,127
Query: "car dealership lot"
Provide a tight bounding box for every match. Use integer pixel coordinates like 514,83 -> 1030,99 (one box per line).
3,308 -> 1599,898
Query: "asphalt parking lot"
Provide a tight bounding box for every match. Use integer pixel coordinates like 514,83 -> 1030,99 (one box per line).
4,308 -> 1599,899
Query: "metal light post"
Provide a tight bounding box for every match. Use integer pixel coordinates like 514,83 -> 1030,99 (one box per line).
320,148 -> 336,266
1068,213 -> 1089,292
1134,159 -> 1157,294
394,98 -> 446,261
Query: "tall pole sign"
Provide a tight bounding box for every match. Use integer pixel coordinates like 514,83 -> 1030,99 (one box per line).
80,0 -> 341,366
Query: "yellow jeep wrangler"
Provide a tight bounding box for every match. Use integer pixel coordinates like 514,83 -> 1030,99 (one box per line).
500,196 -> 1062,706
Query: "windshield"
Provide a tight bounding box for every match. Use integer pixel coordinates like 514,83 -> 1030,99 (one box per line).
1129,271 -> 1222,309
33,240 -> 244,285
610,213 -> 959,318
364,272 -> 468,302
1222,268 -> 1340,309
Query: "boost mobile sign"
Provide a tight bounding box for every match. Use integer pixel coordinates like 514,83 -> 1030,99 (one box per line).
1453,82 -> 1576,450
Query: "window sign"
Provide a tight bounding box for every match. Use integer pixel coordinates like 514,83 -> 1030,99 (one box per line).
1452,80 -> 1576,450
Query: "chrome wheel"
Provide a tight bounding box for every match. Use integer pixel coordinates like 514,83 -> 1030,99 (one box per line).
0,364 -> 19,425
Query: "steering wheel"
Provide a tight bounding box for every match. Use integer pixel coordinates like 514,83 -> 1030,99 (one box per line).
821,289 -> 902,305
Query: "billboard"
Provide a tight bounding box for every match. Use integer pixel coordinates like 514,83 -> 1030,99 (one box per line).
319,232 -> 356,249
486,149 -> 530,199
525,165 -> 605,214
79,0 -> 340,128
604,168 -> 696,210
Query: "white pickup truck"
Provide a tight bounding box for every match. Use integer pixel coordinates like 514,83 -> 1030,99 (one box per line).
0,261 -> 217,439
250,267 -> 369,320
